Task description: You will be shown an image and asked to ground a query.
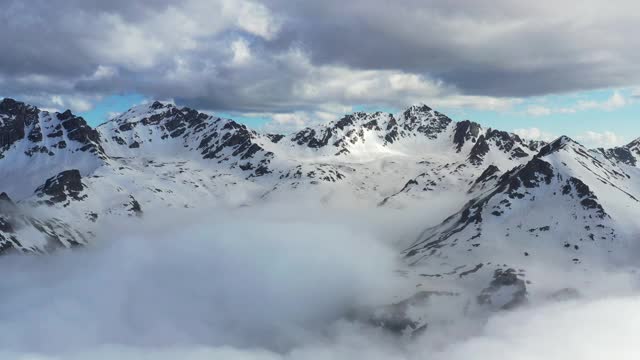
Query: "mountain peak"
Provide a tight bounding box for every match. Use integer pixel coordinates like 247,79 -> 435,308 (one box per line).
0,192 -> 13,206
150,100 -> 168,110
0,97 -> 35,110
404,104 -> 433,114
625,137 -> 640,150
0,97 -> 19,107
536,135 -> 579,157
0,97 -> 38,117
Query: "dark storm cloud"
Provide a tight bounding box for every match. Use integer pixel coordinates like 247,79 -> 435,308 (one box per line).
1,0 -> 640,113
263,0 -> 640,96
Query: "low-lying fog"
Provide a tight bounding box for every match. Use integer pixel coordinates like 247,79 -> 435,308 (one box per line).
2,199 -> 640,359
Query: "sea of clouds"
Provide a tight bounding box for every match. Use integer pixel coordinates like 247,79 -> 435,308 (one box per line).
1,201 -> 639,359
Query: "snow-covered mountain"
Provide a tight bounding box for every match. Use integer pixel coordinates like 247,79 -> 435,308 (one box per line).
1,97 -> 640,321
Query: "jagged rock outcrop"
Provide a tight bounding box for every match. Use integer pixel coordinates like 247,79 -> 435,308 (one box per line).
35,170 -> 86,206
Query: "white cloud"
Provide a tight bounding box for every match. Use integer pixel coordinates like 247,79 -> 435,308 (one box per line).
513,127 -> 557,142
244,108 -> 347,133
106,111 -> 122,120
576,91 -> 628,111
90,65 -> 119,80
525,105 -> 552,117
514,127 -> 626,148
0,203 -> 638,359
525,91 -> 630,117
229,0 -> 282,40
274,48 -> 521,113
48,95 -> 96,113
576,130 -> 626,148
230,38 -> 252,66
270,113 -> 307,127
80,0 -> 280,71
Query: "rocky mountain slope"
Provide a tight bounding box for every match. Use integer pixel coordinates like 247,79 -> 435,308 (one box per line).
1,97 -> 639,324
1,99 -> 552,250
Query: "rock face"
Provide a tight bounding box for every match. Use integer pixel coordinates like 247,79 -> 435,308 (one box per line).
35,170 -> 86,206
0,98 -> 105,159
127,195 -> 143,217
0,98 -> 40,154
477,269 -> 527,310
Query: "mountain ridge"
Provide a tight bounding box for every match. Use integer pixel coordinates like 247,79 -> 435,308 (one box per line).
0,97 -> 639,279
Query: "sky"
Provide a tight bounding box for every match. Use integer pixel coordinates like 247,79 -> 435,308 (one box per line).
3,0 -> 640,147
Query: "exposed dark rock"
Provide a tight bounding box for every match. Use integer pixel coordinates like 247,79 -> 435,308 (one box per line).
385,128 -> 399,144
150,101 -> 165,110
386,116 -> 397,130
35,170 -> 86,205
128,195 -> 143,217
453,120 -> 482,151
511,147 -> 529,158
335,114 -> 356,130
477,269 -> 527,310
27,123 -> 43,142
292,128 -> 333,149
118,122 -> 134,132
58,111 -> 105,155
86,212 -> 99,222
403,105 -> 452,139
472,165 -> 500,186
112,136 -> 127,145
564,177 -> 607,218
0,98 -> 40,151
267,134 -> 284,143
537,136 -> 574,158
459,263 -> 484,278
501,158 -> 554,194
468,135 -> 490,165
600,146 -> 637,167
53,141 -> 67,149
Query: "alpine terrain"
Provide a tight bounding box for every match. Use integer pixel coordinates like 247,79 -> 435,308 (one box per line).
1,97 -> 639,335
